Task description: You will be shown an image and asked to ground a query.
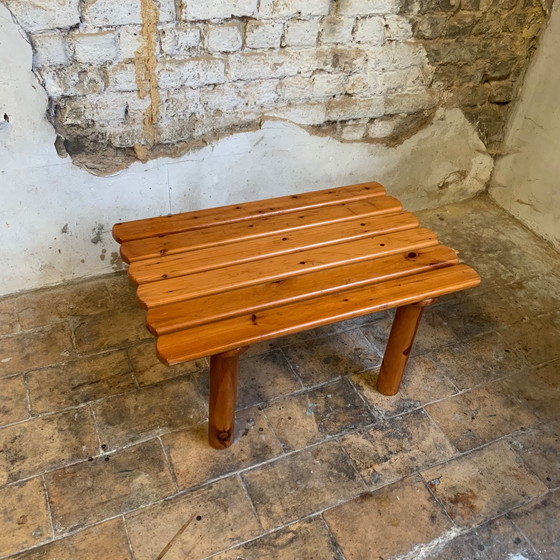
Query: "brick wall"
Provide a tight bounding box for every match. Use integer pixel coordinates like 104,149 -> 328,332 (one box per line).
3,0 -> 548,175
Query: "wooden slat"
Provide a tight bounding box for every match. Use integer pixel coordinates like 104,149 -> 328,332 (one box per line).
147,245 -> 459,335
112,181 -> 386,243
128,211 -> 419,285
120,196 -> 402,263
137,227 -> 439,308
156,265 -> 481,364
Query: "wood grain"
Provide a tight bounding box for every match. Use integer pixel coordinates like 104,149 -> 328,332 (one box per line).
120,196 -> 402,263
146,245 -> 458,335
136,227 -> 439,308
156,265 -> 481,365
113,181 -> 386,243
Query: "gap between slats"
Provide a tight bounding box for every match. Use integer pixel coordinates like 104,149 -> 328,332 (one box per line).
156,265 -> 481,365
120,196 -> 402,263
147,245 -> 459,335
136,227 -> 439,308
113,181 -> 386,243
128,211 -> 419,285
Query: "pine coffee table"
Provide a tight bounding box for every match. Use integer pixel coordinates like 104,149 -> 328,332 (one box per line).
113,182 -> 480,449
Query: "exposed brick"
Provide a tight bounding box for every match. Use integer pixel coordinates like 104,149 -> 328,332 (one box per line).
83,0 -> 175,26
259,0 -> 331,18
157,58 -> 226,89
72,32 -> 119,65
246,21 -> 284,49
229,49 -> 315,81
320,17 -> 356,44
327,96 -> 385,120
284,19 -> 321,47
31,33 -> 69,67
41,65 -> 105,97
4,0 -> 80,31
184,0 -> 258,21
354,16 -> 386,43
118,26 -> 143,60
337,0 -> 400,16
160,26 -> 201,56
206,24 -> 243,52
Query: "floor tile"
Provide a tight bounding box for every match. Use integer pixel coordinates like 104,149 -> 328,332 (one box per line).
351,354 -> 459,418
505,361 -> 560,421
104,273 -> 138,310
162,407 -> 283,490
422,440 -> 548,527
263,378 -> 373,451
0,375 -> 29,426
425,331 -> 531,390
12,518 -> 132,560
510,418 -> 560,489
195,349 -> 302,410
324,475 -> 450,560
426,380 -> 538,452
0,408 -> 98,485
0,296 -> 20,336
93,375 -> 207,449
15,280 -> 112,330
126,476 -> 261,560
73,308 -> 151,354
508,490 -> 560,560
425,516 -> 540,559
212,518 -> 343,560
342,409 -> 456,488
361,309 -> 458,357
242,441 -> 365,530
0,478 -> 51,557
46,439 -> 175,534
501,317 -> 560,366
0,325 -> 73,378
26,350 -> 135,414
282,329 -> 380,387
128,340 -> 208,387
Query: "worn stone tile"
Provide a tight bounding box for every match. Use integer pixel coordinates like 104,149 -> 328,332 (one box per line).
426,331 -> 531,390
510,418 -> 560,489
93,375 -> 207,449
0,324 -> 73,378
126,476 -> 261,560
12,518 -> 132,560
425,516 -> 540,560
0,408 -> 98,485
504,362 -> 560,421
195,350 -> 302,410
426,381 -> 538,452
15,280 -> 112,330
362,309 -> 458,357
508,490 -> 560,560
212,517 -> 343,560
73,308 -> 151,354
422,440 -> 548,527
312,310 -> 389,337
501,317 -> 560,366
242,440 -> 365,530
0,478 -> 51,557
104,273 -> 138,310
162,407 -> 283,489
281,329 -> 380,387
433,289 -> 529,342
498,275 -> 560,318
351,354 -> 459,419
324,475 -> 450,560
263,378 -> 373,451
0,375 -> 29,426
0,295 -> 20,336
46,439 -> 175,534
27,350 -> 135,414
342,409 -> 456,488
128,340 -> 208,387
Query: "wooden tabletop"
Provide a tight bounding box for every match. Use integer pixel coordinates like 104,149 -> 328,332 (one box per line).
113,182 -> 480,365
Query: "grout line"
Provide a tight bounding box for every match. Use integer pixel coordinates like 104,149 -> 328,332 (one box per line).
40,474 -> 56,542
121,515 -> 137,560
88,404 -> 104,454
158,435 -> 180,493
237,473 -> 264,533
509,518 -> 547,560
318,513 -> 349,560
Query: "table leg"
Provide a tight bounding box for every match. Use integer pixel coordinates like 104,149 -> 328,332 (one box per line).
208,348 -> 246,450
376,299 -> 437,396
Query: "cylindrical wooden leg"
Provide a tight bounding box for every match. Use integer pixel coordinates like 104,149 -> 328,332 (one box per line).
208,349 -> 242,450
377,299 -> 437,396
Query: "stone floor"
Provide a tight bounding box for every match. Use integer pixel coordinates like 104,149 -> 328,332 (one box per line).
0,195 -> 559,560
